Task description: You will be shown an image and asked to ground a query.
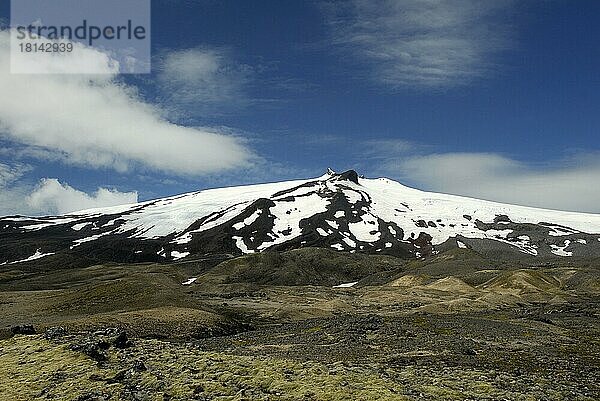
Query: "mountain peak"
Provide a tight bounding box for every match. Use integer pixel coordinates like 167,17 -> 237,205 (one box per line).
335,169 -> 359,184
324,168 -> 359,184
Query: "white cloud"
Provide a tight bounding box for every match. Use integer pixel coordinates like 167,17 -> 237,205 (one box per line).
380,152 -> 600,213
325,0 -> 513,88
0,166 -> 137,216
157,48 -> 251,114
0,30 -> 254,175
26,178 -> 138,215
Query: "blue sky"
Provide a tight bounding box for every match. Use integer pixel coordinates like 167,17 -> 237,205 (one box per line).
0,0 -> 599,214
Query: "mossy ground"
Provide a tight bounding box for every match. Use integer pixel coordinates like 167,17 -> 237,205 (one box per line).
0,334 -> 409,400
0,335 -> 120,401
3,333 -> 583,401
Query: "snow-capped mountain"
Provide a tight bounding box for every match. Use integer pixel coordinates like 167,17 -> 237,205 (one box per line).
2,169 -> 600,266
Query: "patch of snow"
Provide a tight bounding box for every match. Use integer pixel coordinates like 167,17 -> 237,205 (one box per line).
334,211 -> 345,218
550,240 -> 572,257
233,236 -> 254,254
343,190 -> 363,204
171,232 -> 192,244
510,236 -> 538,256
545,225 -> 579,237
233,210 -> 262,230
102,219 -> 120,228
348,214 -> 381,242
331,243 -> 344,250
3,249 -> 55,265
457,240 -> 467,249
70,232 -> 111,249
181,277 -> 197,285
255,193 -> 329,251
342,237 -> 356,247
317,227 -> 329,237
20,217 -> 82,231
71,222 -> 89,231
326,220 -> 339,229
171,251 -> 190,260
333,281 -> 358,288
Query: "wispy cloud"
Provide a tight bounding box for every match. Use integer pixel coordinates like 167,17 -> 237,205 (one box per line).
0,162 -> 31,187
374,149 -> 600,213
363,139 -> 419,159
324,0 -> 514,88
0,30 -> 255,176
0,162 -> 29,216
156,47 -> 253,116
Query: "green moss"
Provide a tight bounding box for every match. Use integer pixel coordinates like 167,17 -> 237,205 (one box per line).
410,315 -> 431,328
0,335 -> 408,401
2,334 -> 594,401
0,335 -> 122,401
433,327 -> 454,335
305,326 -> 323,333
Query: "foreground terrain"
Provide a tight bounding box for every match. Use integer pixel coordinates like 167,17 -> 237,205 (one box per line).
1,248 -> 599,400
